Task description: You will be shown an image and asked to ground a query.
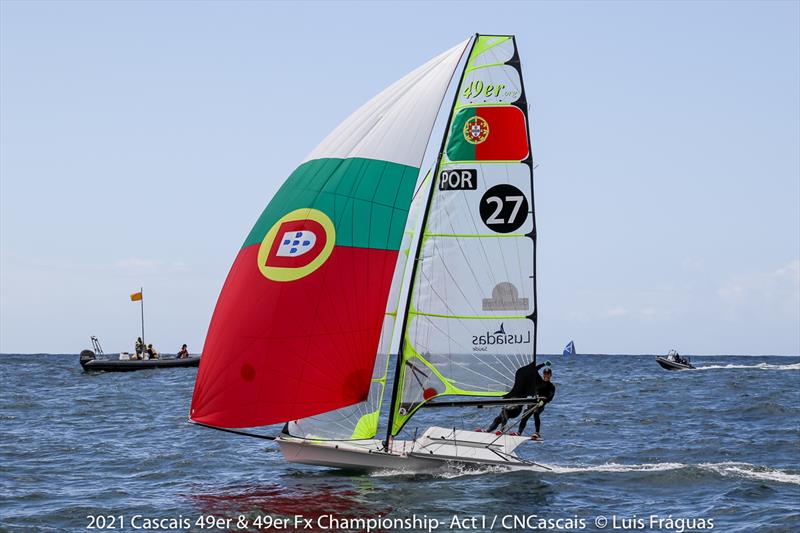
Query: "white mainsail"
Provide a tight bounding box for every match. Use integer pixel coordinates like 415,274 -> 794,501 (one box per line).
389,35 -> 536,436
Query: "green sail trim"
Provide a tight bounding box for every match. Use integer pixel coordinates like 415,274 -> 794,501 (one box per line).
350,411 -> 380,440
243,157 -> 419,251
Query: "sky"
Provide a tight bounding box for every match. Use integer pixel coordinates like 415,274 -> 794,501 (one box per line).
1,1 -> 798,355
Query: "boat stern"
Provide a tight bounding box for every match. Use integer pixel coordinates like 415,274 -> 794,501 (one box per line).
79,349 -> 96,370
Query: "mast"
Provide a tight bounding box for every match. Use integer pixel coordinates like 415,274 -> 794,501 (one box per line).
140,286 -> 145,348
384,35 -> 479,448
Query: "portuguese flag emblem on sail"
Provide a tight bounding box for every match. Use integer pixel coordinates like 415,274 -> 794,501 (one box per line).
446,106 -> 528,161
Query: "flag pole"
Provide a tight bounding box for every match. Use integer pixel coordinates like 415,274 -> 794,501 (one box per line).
140,286 -> 145,348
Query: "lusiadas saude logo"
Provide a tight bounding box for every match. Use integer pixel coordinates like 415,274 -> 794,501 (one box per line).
257,208 -> 335,282
472,322 -> 532,351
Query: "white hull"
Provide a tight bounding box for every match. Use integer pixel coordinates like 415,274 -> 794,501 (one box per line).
277,426 -> 547,473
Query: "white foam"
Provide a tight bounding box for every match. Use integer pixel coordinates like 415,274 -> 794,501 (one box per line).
700,462 -> 800,485
541,462 -> 686,474
370,461 -> 800,484
370,463 -> 507,479
541,461 -> 799,485
696,362 -> 800,371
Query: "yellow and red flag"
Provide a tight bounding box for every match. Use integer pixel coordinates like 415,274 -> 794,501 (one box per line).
130,291 -> 142,301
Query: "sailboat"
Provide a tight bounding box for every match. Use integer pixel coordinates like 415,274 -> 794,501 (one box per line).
563,340 -> 576,356
190,34 -> 546,472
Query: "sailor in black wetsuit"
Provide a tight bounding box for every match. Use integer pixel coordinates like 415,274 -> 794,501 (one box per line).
485,362 -> 555,439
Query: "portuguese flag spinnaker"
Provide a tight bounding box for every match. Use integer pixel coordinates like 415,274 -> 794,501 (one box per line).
190,40 -> 470,430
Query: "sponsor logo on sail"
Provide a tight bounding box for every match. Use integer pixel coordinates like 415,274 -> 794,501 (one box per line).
257,208 -> 335,282
463,116 -> 489,144
438,169 -> 478,191
472,322 -> 531,351
482,281 -> 529,311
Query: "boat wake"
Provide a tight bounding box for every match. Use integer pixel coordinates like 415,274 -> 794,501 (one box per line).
371,461 -> 800,485
695,362 -> 800,371
544,462 -> 685,474
699,462 -> 800,485
543,461 -> 800,485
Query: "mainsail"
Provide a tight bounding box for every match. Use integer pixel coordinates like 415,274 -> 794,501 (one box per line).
190,40 -> 470,429
388,35 -> 536,436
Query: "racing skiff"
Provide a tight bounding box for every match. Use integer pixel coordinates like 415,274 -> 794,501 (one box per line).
190,34 -> 548,472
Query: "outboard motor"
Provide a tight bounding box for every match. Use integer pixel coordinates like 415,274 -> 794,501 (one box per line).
79,349 -> 96,370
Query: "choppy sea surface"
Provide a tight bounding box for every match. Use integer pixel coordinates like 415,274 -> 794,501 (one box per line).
1,354 -> 798,533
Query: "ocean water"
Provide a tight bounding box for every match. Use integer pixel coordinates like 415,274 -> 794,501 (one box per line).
1,354 -> 798,532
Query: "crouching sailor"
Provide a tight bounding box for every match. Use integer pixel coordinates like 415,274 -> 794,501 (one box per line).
485,361 -> 555,440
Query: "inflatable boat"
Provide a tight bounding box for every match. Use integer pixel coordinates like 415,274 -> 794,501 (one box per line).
80,349 -> 200,372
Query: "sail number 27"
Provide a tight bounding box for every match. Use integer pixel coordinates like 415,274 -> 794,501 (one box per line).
479,184 -> 529,233
485,195 -> 524,225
